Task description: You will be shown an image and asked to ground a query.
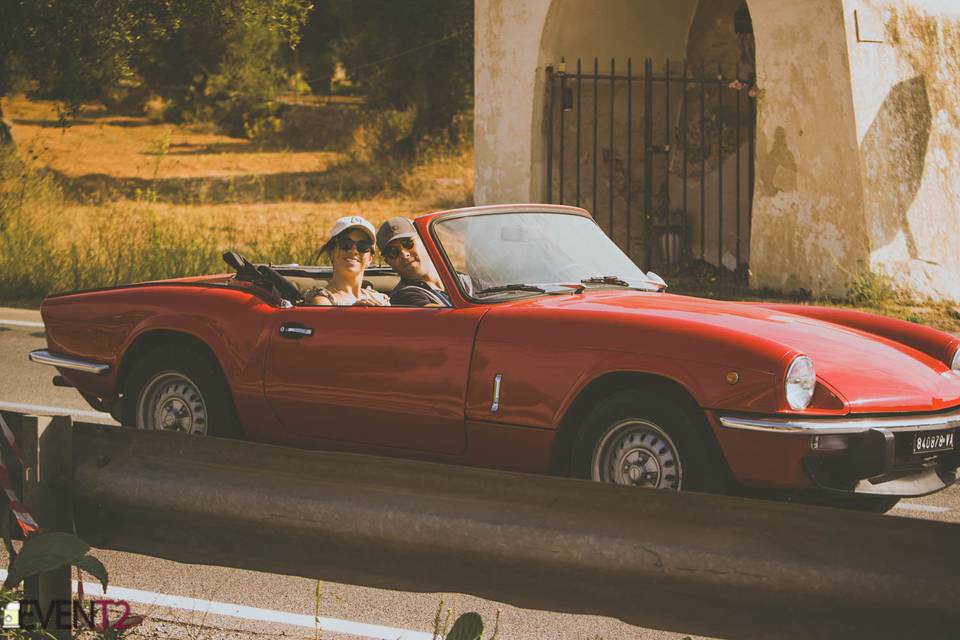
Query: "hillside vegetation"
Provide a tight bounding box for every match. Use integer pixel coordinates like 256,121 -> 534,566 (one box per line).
0,96 -> 472,304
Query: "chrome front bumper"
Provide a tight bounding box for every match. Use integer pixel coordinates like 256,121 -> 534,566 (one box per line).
719,408 -> 960,435
28,349 -> 110,374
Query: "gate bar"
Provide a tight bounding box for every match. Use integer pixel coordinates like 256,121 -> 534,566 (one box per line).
644,58 -> 653,270
546,65 -> 554,204
664,59 -> 672,265
592,58 -> 599,219
576,58 -> 582,207
626,58 -> 632,257
717,63 -> 725,294
609,58 -> 615,237
700,61 -> 706,261
748,78 -> 756,241
735,62 -> 742,278
682,61 -> 688,257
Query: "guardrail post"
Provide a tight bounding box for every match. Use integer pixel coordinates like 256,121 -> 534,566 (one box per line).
21,415 -> 74,640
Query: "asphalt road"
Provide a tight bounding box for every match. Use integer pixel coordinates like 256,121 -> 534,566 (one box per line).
1,307 -> 958,639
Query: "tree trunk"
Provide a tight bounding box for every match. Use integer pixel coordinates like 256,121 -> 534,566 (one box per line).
0,99 -> 14,146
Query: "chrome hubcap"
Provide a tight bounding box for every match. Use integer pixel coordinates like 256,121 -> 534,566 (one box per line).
592,419 -> 682,489
136,372 -> 208,435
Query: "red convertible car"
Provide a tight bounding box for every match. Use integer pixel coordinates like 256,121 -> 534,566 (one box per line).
29,204 -> 960,511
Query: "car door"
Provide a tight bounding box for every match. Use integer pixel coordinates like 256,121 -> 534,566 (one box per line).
263,305 -> 486,455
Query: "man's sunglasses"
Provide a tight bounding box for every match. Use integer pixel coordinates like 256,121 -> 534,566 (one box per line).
333,236 -> 374,253
382,237 -> 415,259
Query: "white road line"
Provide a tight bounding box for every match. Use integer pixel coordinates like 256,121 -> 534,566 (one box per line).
0,401 -> 114,421
0,570 -> 432,640
0,319 -> 44,328
892,502 -> 951,513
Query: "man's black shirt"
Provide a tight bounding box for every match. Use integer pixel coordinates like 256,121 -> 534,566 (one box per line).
389,279 -> 452,307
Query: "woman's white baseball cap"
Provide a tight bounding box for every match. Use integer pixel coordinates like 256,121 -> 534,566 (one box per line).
326,215 -> 377,246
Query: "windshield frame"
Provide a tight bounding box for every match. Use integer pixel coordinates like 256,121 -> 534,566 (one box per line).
428,208 -> 658,304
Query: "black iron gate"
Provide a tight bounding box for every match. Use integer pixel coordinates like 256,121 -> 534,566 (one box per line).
546,58 -> 756,287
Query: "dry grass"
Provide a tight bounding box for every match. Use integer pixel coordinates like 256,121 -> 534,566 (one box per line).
0,96 -> 473,304
60,199 -> 432,240
8,98 -> 344,180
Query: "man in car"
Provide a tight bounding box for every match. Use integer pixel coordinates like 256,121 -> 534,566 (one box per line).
376,217 -> 451,307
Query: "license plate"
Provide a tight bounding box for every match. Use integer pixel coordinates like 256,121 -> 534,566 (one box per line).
913,431 -> 955,454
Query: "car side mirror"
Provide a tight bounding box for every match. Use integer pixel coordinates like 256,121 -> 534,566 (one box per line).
646,271 -> 668,289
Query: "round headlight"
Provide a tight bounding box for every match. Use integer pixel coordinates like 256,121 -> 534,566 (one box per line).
785,356 -> 816,410
951,346 -> 960,373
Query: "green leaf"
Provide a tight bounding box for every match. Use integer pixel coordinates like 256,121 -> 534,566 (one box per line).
445,612 -> 483,640
5,532 -> 90,587
74,554 -> 108,593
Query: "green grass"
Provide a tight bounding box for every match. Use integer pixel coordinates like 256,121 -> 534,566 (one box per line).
663,268 -> 960,333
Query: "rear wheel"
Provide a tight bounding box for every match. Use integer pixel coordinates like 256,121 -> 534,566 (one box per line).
121,346 -> 241,438
571,388 -> 729,493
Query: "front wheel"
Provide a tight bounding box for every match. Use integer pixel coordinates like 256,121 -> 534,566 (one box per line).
571,388 -> 729,493
121,346 -> 241,438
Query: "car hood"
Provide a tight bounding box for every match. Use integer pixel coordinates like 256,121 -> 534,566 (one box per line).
492,290 -> 960,413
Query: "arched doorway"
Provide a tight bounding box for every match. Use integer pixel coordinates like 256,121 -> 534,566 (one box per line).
537,1 -> 757,287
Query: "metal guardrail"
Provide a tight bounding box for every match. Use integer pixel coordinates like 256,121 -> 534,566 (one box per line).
2,410 -> 959,639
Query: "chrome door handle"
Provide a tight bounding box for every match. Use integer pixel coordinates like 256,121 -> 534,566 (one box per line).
279,324 -> 314,339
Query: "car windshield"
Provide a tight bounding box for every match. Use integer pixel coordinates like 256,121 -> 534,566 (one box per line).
433,211 -> 661,298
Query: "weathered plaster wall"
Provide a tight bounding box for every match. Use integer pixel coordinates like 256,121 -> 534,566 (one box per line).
476,0 -> 960,300
747,0 -> 869,297
844,0 -> 960,300
474,0 -> 552,204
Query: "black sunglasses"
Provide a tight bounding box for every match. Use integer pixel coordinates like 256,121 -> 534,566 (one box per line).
333,236 -> 374,254
382,237 -> 415,260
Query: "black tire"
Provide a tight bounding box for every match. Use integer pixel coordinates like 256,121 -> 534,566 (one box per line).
571,388 -> 729,493
121,345 -> 242,439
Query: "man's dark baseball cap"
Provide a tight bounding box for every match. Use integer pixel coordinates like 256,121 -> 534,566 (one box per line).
376,217 -> 417,251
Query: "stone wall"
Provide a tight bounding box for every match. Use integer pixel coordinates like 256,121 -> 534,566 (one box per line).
475,0 -> 960,300
747,0 -> 869,296
845,0 -> 960,300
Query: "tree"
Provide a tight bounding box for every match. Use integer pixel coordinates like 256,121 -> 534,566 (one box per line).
291,0 -> 340,95
132,0 -> 312,121
0,0 -> 142,122
0,0 -> 312,142
328,0 -> 473,145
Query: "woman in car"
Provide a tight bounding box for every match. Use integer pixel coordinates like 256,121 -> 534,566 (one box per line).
304,216 -> 390,306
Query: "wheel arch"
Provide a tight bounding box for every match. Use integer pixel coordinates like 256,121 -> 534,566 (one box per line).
550,372 -> 727,476
116,329 -> 239,430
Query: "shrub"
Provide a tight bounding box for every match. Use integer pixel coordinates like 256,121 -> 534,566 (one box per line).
349,107 -> 417,168
846,268 -> 911,307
